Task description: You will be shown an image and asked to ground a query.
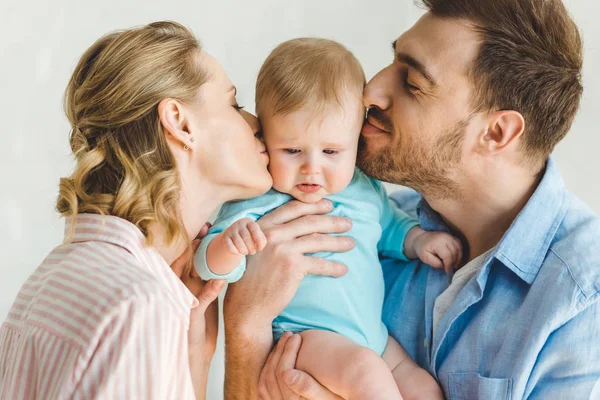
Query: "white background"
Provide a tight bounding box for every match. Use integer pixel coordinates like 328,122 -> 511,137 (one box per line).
1,1 -> 598,398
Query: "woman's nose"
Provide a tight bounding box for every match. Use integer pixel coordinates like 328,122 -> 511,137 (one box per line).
241,109 -> 261,135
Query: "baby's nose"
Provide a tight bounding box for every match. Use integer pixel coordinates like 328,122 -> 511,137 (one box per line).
300,161 -> 320,175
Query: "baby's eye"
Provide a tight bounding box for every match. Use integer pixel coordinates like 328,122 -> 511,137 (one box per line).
284,149 -> 300,154
323,149 -> 338,155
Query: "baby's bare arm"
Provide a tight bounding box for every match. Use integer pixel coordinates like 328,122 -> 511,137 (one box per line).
206,218 -> 266,276
205,232 -> 245,276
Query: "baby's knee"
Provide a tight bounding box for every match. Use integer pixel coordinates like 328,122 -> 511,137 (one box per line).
343,346 -> 392,389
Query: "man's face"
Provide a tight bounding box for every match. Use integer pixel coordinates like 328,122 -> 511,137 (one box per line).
357,13 -> 481,198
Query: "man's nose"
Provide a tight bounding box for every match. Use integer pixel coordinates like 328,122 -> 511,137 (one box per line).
363,67 -> 393,111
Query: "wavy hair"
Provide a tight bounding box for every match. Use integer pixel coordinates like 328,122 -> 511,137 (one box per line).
57,21 -> 207,245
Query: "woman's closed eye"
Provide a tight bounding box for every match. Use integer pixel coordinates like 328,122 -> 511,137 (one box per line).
323,149 -> 339,155
284,149 -> 300,154
233,104 -> 245,111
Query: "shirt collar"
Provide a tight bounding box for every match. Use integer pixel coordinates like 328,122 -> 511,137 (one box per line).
418,158 -> 570,284
64,214 -> 199,313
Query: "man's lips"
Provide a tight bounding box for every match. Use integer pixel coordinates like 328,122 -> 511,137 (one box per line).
296,184 -> 321,193
362,118 -> 391,136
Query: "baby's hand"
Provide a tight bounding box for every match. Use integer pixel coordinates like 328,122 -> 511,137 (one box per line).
412,230 -> 462,273
222,218 -> 267,256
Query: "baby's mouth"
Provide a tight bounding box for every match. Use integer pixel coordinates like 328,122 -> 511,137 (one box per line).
296,184 -> 321,193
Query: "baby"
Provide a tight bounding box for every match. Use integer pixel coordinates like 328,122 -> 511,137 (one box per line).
195,38 -> 461,399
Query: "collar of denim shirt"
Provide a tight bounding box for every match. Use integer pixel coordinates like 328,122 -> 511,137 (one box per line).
414,158 -> 570,285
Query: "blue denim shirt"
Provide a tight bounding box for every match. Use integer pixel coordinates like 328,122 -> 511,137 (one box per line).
383,159 -> 600,399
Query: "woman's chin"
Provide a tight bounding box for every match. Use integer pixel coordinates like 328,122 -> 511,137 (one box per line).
243,175 -> 273,199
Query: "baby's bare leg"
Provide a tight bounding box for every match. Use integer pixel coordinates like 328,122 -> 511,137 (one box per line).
382,336 -> 444,400
296,330 -> 402,400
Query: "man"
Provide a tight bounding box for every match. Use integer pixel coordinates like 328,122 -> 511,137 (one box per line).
223,0 -> 600,398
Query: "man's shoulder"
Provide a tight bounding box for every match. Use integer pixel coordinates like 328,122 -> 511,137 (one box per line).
389,188 -> 421,219
549,193 -> 600,300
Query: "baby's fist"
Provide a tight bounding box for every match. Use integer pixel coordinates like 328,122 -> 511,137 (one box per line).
223,218 -> 267,256
413,231 -> 463,273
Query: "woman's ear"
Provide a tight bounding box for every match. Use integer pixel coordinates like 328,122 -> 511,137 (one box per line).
480,110 -> 525,153
158,98 -> 194,150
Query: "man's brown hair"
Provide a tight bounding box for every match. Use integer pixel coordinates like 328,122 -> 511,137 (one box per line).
420,0 -> 583,167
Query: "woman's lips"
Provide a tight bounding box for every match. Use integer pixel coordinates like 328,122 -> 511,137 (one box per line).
296,184 -> 321,193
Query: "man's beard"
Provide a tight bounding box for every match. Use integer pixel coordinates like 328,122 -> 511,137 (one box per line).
357,112 -> 468,200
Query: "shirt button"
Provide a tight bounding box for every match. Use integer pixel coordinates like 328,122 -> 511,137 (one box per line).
424,339 -> 428,348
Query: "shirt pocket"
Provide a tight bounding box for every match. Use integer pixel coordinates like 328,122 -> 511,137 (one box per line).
448,372 -> 513,400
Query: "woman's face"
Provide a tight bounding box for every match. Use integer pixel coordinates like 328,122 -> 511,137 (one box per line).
184,51 -> 272,202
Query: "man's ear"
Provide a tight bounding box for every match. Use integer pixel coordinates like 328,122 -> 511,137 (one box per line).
480,110 -> 525,153
158,98 -> 193,149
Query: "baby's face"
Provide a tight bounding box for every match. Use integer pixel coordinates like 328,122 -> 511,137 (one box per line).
261,99 -> 365,203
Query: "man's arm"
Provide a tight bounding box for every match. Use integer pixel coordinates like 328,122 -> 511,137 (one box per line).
525,297 -> 600,399
223,199 -> 355,398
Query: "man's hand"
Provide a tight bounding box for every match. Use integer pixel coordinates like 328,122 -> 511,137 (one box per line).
223,199 -> 355,399
225,199 -> 354,328
258,332 -> 342,400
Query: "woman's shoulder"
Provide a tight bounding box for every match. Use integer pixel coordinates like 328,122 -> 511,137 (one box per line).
11,241 -> 182,344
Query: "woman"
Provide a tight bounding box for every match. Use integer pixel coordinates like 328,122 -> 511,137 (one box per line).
0,21 -> 272,399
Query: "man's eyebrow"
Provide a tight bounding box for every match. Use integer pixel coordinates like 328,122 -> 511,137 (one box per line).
392,40 -> 438,88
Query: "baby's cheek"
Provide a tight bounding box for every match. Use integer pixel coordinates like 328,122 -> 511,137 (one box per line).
268,157 -> 294,193
332,163 -> 356,191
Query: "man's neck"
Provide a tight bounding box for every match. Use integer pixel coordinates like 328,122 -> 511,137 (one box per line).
425,164 -> 543,265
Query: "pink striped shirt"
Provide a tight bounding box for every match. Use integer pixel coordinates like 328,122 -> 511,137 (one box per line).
0,214 -> 200,399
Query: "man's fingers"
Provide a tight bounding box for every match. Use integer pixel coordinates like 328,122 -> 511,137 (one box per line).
260,199 -> 333,226
304,257 -> 348,278
291,233 -> 355,255
196,279 -> 225,313
272,215 -> 352,242
283,369 -> 343,400
265,332 -> 292,400
276,334 -> 302,378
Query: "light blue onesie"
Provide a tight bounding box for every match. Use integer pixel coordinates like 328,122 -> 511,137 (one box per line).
195,168 -> 418,355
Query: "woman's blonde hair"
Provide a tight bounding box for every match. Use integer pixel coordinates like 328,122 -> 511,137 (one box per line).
57,21 -> 206,245
256,38 -> 365,118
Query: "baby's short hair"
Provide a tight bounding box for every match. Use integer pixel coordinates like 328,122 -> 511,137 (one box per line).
256,38 -> 365,118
